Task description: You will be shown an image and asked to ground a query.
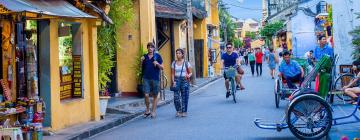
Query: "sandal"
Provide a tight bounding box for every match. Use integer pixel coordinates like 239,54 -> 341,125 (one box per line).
176,112 -> 182,117
150,112 -> 156,118
143,112 -> 151,118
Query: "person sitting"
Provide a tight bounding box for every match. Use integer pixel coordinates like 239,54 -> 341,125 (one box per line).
343,60 -> 360,104
278,51 -> 305,89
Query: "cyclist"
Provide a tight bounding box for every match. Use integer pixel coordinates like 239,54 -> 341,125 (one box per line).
343,60 -> 360,104
221,42 -> 245,98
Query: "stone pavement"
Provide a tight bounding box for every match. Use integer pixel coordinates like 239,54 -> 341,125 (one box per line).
44,76 -> 221,140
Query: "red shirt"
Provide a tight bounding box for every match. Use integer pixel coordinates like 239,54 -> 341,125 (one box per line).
255,52 -> 263,63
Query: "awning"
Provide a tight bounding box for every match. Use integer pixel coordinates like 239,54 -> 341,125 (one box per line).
0,0 -> 96,18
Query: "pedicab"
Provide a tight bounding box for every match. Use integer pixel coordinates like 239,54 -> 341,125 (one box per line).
274,58 -> 311,108
255,55 -> 360,140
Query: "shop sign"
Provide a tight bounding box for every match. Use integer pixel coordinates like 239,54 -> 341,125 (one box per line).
73,55 -> 82,97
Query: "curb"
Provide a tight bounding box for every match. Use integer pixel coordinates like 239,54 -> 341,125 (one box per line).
66,77 -> 221,140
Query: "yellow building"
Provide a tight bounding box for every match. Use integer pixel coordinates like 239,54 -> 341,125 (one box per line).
0,0 -> 107,131
116,0 -> 156,95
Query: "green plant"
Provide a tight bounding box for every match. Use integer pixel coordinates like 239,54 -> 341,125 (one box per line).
133,44 -> 147,84
245,31 -> 256,39
259,21 -> 284,49
350,13 -> 360,60
219,0 -> 236,42
233,38 -> 242,48
97,0 -> 133,92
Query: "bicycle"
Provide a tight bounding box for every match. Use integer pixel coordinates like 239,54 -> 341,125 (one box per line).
224,66 -> 238,103
159,70 -> 168,101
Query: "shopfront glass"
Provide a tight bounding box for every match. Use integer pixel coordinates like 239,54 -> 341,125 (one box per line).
58,22 -> 83,100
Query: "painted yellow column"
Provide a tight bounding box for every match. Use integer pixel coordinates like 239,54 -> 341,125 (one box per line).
88,20 -> 100,121
49,19 -> 62,130
140,0 -> 156,46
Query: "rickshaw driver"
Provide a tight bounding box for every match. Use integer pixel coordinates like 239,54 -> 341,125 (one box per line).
278,51 -> 305,89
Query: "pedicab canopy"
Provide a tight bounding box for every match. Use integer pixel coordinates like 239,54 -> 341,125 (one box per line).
0,0 -> 96,18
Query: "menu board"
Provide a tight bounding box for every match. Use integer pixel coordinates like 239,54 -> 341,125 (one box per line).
60,74 -> 72,99
72,55 -> 82,97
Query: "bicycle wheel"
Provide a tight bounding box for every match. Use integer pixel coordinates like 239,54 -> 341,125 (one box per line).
287,94 -> 332,140
333,74 -> 355,102
275,79 -> 281,108
231,78 -> 237,103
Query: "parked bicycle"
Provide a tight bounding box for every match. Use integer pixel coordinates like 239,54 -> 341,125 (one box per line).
159,70 -> 168,101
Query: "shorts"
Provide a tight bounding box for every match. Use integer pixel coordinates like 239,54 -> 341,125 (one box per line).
142,78 -> 160,95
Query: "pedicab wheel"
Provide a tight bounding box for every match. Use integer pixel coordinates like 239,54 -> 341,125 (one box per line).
333,74 -> 355,102
287,94 -> 332,140
275,79 -> 281,108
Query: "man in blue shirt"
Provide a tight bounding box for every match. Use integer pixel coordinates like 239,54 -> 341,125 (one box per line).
141,42 -> 163,118
221,42 -> 244,98
314,35 -> 334,61
279,51 -> 304,89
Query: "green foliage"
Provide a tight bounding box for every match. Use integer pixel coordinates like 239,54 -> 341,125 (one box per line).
259,21 -> 284,48
133,45 -> 147,84
233,38 -> 242,48
245,31 -> 256,39
327,5 -> 333,23
219,0 -> 236,42
350,13 -> 360,60
97,0 -> 134,92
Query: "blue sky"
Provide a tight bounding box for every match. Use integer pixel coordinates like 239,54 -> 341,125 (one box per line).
222,0 -> 262,20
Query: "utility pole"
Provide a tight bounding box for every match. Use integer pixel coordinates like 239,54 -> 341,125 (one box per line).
187,0 -> 196,83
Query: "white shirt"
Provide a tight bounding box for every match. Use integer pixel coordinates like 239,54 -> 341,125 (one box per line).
171,61 -> 192,77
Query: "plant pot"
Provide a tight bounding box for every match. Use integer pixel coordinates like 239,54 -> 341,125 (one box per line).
99,96 -> 111,119
137,84 -> 144,98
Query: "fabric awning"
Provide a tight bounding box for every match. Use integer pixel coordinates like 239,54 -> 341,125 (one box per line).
0,0 -> 96,18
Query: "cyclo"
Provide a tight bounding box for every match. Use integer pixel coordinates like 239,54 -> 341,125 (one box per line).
254,55 -> 360,140
274,58 -> 311,108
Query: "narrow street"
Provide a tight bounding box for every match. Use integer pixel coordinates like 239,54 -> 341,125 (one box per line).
89,66 -> 296,139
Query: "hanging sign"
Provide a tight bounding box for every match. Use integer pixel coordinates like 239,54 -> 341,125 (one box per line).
72,55 -> 82,97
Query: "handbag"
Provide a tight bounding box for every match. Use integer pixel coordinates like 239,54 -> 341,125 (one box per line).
170,61 -> 185,92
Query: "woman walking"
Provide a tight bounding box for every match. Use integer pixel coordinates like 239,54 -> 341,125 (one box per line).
267,48 -> 278,79
248,49 -> 256,76
171,49 -> 192,117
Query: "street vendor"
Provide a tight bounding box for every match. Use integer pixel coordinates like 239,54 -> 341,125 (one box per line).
278,51 -> 305,89
343,60 -> 360,104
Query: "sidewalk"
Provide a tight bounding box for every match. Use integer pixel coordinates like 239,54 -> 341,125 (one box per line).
328,104 -> 360,139
44,76 -> 221,140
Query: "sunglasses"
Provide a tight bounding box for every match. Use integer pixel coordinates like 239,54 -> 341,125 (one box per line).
226,47 -> 232,49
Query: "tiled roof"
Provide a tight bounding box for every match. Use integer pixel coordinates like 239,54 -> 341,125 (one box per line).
155,0 -> 207,19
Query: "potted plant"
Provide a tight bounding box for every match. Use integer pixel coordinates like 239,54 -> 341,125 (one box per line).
134,44 -> 147,98
99,88 -> 111,119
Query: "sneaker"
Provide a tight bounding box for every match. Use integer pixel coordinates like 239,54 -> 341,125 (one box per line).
236,85 -> 241,90
226,91 -> 231,98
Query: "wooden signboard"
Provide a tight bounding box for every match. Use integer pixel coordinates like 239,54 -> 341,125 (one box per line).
72,55 -> 82,97
60,74 -> 72,99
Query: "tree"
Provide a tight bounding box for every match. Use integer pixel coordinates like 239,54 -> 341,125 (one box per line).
219,0 -> 236,43
245,31 -> 256,39
259,21 -> 284,49
233,38 -> 243,48
350,13 -> 360,60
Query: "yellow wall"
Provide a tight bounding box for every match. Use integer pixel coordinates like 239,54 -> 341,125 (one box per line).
157,19 -> 172,88
117,0 -> 156,93
49,19 -> 100,131
193,19 -> 208,77
210,0 -> 221,75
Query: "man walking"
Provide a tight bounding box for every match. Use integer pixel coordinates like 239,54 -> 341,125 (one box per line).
141,42 -> 164,118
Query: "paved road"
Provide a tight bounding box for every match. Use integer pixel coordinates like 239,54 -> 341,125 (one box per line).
89,65 -> 297,140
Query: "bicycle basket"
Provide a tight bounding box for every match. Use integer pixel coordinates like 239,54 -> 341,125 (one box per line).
225,68 -> 237,78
